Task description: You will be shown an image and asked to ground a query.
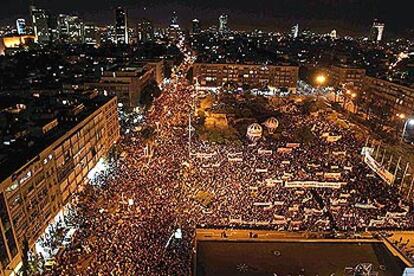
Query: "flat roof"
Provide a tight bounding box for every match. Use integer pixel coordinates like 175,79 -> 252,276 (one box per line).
196,240 -> 407,276
0,93 -> 116,184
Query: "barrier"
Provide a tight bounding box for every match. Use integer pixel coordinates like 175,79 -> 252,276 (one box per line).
258,149 -> 273,155
285,181 -> 345,189
286,143 -> 301,148
363,152 -> 394,185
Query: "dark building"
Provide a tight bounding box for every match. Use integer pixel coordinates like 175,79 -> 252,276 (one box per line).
192,19 -> 201,35
115,7 -> 128,44
137,18 -> 154,42
30,6 -> 50,44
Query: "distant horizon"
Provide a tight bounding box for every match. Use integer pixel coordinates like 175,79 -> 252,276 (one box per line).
0,0 -> 413,38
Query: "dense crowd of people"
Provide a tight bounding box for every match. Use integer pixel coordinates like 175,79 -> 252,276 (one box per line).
46,51 -> 414,275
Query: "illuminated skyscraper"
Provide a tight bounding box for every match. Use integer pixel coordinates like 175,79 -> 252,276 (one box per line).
219,14 -> 229,33
83,24 -> 99,45
192,19 -> 201,35
171,11 -> 179,27
168,11 -> 181,41
330,29 -> 337,39
291,24 -> 299,38
115,7 -> 129,44
370,20 -> 385,42
137,18 -> 154,42
16,19 -> 26,35
30,6 -> 50,43
58,14 -> 84,43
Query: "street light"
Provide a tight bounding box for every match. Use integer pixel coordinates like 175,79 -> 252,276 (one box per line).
402,118 -> 414,142
315,74 -> 327,86
315,74 -> 327,101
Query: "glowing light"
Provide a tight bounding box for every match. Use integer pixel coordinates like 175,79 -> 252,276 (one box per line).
174,228 -> 182,239
315,74 -> 327,86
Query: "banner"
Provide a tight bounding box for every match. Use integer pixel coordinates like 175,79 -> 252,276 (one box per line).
284,181 -> 345,189
286,143 -> 300,148
355,203 -> 376,209
361,147 -> 374,156
324,172 -> 342,180
326,135 -> 342,142
258,149 -> 272,155
265,179 -> 283,187
363,152 -> 394,185
253,202 -> 272,207
277,147 -> 292,154
228,158 -> 243,162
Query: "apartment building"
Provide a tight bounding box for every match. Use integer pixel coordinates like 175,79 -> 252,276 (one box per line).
0,93 -> 120,274
85,66 -> 154,110
193,63 -> 299,93
363,76 -> 414,118
329,65 -> 366,91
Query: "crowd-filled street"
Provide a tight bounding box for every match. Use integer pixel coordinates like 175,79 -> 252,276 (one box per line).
45,49 -> 414,275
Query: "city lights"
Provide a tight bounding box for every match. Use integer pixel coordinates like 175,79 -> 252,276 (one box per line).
0,2 -> 413,275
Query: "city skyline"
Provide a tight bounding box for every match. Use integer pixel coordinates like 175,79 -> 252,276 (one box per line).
0,0 -> 413,36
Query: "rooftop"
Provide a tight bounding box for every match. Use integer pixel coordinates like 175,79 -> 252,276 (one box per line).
0,90 -> 115,183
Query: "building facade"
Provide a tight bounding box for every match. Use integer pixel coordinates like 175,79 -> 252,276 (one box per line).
192,19 -> 201,35
137,18 -> 154,42
85,67 -> 155,109
0,96 -> 119,275
193,63 -> 299,93
329,65 -> 366,91
115,7 -> 128,44
15,19 -> 26,35
363,76 -> 414,118
30,6 -> 50,44
57,15 -> 84,44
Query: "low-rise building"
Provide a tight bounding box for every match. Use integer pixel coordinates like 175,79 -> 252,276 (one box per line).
193,63 -> 298,93
329,65 -> 366,91
363,76 -> 414,118
134,60 -> 164,85
85,66 -> 154,110
0,92 -> 120,274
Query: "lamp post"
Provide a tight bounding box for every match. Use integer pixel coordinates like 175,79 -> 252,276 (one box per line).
315,74 -> 327,100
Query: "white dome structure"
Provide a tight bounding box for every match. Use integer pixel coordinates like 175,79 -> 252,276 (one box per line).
264,117 -> 279,133
247,123 -> 263,141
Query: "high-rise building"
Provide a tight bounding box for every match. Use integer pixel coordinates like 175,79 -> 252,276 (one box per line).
16,19 -> 26,35
219,14 -> 228,33
330,29 -> 337,39
370,20 -> 385,42
192,19 -> 201,35
171,11 -> 179,27
137,18 -> 154,42
115,7 -> 129,44
58,14 -> 84,44
291,24 -> 299,38
30,6 -> 50,43
48,14 -> 59,42
168,11 -> 181,41
83,24 -> 99,45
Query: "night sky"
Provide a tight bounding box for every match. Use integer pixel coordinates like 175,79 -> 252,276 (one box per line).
1,0 -> 413,36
